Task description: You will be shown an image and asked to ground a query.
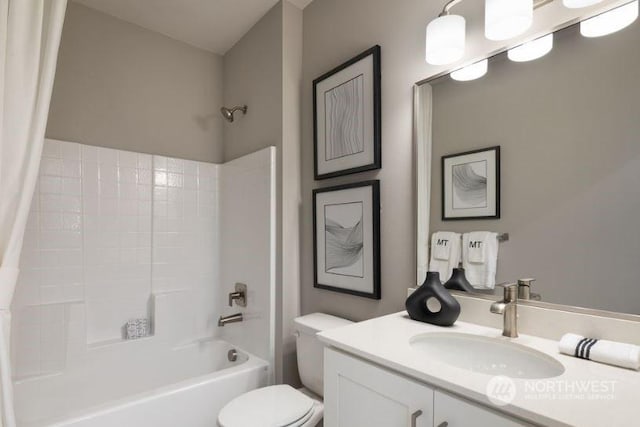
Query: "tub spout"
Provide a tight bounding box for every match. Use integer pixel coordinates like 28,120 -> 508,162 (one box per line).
218,313 -> 243,327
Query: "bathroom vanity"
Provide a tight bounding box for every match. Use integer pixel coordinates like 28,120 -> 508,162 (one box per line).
319,299 -> 640,427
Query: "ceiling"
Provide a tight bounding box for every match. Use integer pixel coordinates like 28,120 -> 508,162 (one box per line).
73,0 -> 314,55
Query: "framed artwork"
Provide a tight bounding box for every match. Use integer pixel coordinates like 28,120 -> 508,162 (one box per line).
313,45 -> 381,180
442,146 -> 500,220
313,181 -> 380,299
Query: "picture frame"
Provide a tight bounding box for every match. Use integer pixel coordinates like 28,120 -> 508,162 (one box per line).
313,180 -> 381,299
442,146 -> 500,221
313,45 -> 381,180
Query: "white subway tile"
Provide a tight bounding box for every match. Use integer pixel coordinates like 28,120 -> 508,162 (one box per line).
41,212 -> 63,230
63,283 -> 84,301
59,141 -> 80,161
167,173 -> 183,188
40,158 -> 63,176
60,196 -> 81,213
118,151 -> 137,168
137,184 -> 151,201
119,183 -> 138,200
154,171 -> 167,186
98,164 -> 117,182
99,198 -> 117,217
119,216 -> 137,233
81,144 -> 99,163
167,158 -> 184,173
137,154 -> 152,170
97,147 -> 118,165
118,199 -> 138,217
40,176 -> 62,194
154,156 -> 168,171
62,214 -> 82,231
137,169 -> 152,185
42,140 -> 62,158
120,232 -> 138,249
118,167 -> 137,184
62,160 -> 82,178
83,197 -> 99,216
40,285 -> 66,304
62,178 -> 81,196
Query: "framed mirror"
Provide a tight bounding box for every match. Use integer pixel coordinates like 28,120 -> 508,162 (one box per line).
415,1 -> 640,317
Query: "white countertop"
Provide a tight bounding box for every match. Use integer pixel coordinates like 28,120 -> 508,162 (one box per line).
318,312 -> 640,427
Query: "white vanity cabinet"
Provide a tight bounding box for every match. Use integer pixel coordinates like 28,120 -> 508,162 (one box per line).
324,348 -> 531,427
434,390 -> 529,427
324,347 -> 434,427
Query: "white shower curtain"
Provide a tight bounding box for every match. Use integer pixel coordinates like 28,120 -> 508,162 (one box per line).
0,1 -> 67,425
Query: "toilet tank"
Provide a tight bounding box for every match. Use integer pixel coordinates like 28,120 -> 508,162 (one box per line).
294,313 -> 353,397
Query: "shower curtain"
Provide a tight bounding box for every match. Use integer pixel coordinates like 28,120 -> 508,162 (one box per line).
0,1 -> 67,425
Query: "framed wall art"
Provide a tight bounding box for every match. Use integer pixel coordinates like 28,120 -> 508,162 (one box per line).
442,146 -> 500,220
313,45 -> 381,180
313,181 -> 380,299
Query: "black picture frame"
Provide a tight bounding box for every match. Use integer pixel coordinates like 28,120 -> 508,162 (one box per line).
313,180 -> 381,299
441,146 -> 501,221
313,45 -> 382,180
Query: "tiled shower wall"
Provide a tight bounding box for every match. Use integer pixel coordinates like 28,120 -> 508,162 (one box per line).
11,139 -> 220,378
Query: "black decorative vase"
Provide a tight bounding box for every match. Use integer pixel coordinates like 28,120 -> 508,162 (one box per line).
444,268 -> 475,293
406,272 -> 461,326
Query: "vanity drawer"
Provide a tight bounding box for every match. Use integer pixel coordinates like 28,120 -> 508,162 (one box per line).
434,390 -> 531,427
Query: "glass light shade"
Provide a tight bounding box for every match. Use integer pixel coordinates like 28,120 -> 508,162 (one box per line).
485,0 -> 533,41
425,15 -> 466,65
563,0 -> 604,9
580,1 -> 638,37
508,34 -> 554,62
451,59 -> 489,81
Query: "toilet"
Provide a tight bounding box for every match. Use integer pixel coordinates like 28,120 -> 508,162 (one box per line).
217,313 -> 353,427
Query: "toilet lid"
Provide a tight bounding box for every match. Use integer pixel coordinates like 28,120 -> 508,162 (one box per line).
218,385 -> 315,427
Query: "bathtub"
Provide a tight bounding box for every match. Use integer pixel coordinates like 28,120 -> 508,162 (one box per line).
14,339 -> 269,427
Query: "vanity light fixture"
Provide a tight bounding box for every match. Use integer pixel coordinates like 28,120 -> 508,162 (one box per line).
450,59 -> 489,81
425,1 -> 466,65
425,0 -> 550,65
507,33 -> 554,62
485,0 -> 534,41
580,0 -> 638,37
563,0 -> 604,8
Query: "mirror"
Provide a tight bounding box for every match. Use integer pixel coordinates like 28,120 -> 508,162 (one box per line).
416,10 -> 640,315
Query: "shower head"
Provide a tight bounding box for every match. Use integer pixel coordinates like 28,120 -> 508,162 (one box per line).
220,105 -> 247,123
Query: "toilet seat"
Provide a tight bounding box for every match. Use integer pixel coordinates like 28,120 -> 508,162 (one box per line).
218,385 -> 320,427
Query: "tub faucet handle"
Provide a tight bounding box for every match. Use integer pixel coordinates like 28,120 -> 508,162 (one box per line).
229,283 -> 247,307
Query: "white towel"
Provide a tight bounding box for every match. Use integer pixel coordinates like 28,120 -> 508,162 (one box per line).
462,232 -> 498,289
428,232 -> 461,282
559,333 -> 640,371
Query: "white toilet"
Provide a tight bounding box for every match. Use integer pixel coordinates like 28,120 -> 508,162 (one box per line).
217,313 -> 352,427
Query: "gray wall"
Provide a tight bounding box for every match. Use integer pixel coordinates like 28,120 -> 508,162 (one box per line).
223,0 -> 303,384
301,0 -> 433,321
46,2 -> 224,163
429,24 -> 640,314
300,0 -> 629,321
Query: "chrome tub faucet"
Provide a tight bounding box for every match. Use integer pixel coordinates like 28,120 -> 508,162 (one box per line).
218,313 -> 243,327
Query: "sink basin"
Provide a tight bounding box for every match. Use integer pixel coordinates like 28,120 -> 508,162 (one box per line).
410,333 -> 565,379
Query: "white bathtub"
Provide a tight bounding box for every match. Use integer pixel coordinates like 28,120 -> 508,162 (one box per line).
14,339 -> 269,427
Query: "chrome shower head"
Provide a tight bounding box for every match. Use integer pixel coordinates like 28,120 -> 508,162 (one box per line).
220,105 -> 247,123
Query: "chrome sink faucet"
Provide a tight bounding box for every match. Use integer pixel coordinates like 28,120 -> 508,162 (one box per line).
490,283 -> 519,338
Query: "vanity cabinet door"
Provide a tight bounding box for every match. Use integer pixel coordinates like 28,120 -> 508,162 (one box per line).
325,348 -> 434,427
434,391 -> 531,427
